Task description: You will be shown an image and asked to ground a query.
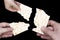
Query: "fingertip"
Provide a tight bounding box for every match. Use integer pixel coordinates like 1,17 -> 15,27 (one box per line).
41,36 -> 44,38
37,33 -> 40,36
47,27 -> 54,31
48,20 -> 58,25
12,10 -> 17,12
6,28 -> 13,32
1,35 -> 13,38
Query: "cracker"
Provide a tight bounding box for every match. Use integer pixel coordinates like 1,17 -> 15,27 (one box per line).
9,22 -> 29,35
33,8 -> 50,34
17,3 -> 32,21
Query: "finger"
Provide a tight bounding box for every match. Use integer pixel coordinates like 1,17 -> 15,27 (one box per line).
2,31 -> 13,35
1,34 -> 12,38
37,33 -> 52,40
15,1 -> 21,6
37,27 -> 54,38
48,20 -> 59,26
6,7 -> 17,12
47,27 -> 54,31
1,31 -> 13,38
12,1 -> 20,11
37,33 -> 43,36
48,20 -> 59,30
37,27 -> 54,36
0,28 -> 13,35
14,1 -> 21,10
37,33 -> 48,37
41,35 -> 51,40
0,22 -> 10,28
41,27 -> 54,37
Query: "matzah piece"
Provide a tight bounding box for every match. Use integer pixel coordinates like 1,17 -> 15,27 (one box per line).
9,22 -> 29,36
17,3 -> 32,21
33,8 -> 50,34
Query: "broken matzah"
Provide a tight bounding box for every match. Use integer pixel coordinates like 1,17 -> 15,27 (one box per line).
17,3 -> 32,21
33,8 -> 50,34
9,22 -> 29,36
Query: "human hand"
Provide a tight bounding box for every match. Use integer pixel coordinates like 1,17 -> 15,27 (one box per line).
37,27 -> 53,40
4,0 -> 20,12
37,20 -> 60,40
0,22 -> 13,38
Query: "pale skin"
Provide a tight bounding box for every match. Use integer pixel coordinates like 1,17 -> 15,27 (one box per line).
37,20 -> 60,40
0,0 -> 20,38
4,0 -> 60,40
0,22 -> 13,38
3,0 -> 20,38
4,0 -> 20,12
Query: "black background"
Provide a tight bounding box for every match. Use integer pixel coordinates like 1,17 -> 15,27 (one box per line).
0,0 -> 60,40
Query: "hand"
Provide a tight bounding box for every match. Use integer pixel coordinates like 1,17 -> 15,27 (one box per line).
0,22 -> 13,38
37,27 -> 53,40
4,0 -> 20,12
37,20 -> 60,40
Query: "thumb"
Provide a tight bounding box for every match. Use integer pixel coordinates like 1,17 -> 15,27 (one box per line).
12,1 -> 20,11
15,1 -> 21,6
41,27 -> 54,37
0,28 -> 13,35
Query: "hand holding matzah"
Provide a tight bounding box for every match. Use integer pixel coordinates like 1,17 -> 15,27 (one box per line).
4,1 -> 60,40
33,8 -> 50,34
9,22 -> 29,36
4,0 -> 20,12
0,22 -> 13,38
9,4 -> 50,36
17,3 -> 32,21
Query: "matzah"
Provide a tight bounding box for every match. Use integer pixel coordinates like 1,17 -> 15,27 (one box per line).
17,3 -> 32,21
9,22 -> 29,36
33,8 -> 50,34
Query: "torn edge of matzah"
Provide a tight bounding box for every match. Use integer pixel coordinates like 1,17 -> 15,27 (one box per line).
32,8 -> 50,34
9,22 -> 29,36
17,3 -> 32,21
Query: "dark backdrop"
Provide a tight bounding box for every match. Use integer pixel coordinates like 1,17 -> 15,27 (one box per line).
0,0 -> 60,40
